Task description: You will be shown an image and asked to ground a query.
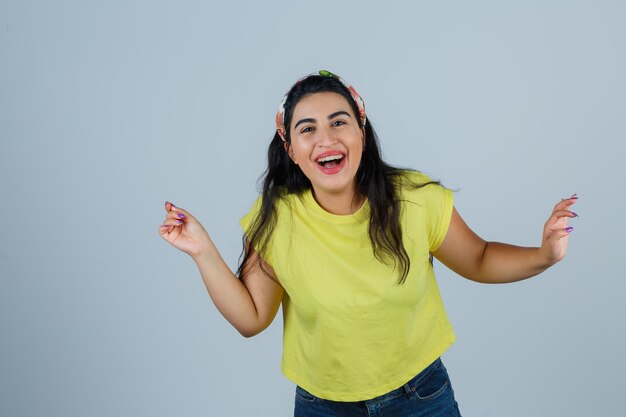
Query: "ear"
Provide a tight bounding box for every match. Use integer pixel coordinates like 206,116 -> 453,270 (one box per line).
283,141 -> 297,164
361,127 -> 366,149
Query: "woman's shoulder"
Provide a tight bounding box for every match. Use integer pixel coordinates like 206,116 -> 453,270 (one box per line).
394,169 -> 441,190
396,168 -> 454,217
393,169 -> 451,206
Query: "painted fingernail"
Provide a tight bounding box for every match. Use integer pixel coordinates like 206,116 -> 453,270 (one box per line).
165,201 -> 169,207
565,226 -> 574,233
570,194 -> 578,199
571,211 -> 578,217
177,213 -> 185,219
175,219 -> 183,225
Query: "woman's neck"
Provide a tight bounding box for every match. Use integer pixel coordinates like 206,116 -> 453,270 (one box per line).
311,187 -> 366,215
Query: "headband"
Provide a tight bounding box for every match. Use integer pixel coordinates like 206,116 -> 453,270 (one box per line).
275,70 -> 367,142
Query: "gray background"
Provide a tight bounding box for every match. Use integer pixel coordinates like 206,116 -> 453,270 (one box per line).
1,1 -> 624,416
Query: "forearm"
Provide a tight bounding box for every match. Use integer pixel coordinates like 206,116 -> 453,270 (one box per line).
192,241 -> 260,337
474,242 -> 553,284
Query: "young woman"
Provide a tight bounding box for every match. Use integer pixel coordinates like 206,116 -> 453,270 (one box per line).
159,70 -> 578,417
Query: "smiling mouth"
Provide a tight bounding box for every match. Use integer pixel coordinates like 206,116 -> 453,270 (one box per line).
316,154 -> 345,169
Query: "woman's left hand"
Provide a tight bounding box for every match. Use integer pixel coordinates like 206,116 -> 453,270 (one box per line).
539,194 -> 579,266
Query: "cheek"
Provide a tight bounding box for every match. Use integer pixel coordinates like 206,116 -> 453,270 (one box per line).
291,141 -> 311,159
351,147 -> 364,168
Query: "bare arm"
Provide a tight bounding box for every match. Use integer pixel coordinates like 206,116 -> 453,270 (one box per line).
159,203 -> 283,337
193,238 -> 283,337
432,196 -> 578,284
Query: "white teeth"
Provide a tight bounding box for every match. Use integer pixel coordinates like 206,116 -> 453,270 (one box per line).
317,154 -> 344,163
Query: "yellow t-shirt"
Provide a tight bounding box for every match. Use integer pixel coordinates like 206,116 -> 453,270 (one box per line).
240,171 -> 455,401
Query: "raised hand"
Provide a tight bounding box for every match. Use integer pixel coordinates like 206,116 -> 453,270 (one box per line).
539,194 -> 579,266
158,201 -> 212,259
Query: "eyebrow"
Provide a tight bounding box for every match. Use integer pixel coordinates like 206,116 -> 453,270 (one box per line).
294,111 -> 352,129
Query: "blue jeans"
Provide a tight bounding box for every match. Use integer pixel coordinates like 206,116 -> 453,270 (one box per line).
294,357 -> 461,417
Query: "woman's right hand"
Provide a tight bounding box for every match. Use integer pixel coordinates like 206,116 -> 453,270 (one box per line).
158,201 -> 212,259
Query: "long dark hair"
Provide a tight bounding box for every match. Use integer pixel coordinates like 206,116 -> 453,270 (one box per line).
238,74 -> 441,285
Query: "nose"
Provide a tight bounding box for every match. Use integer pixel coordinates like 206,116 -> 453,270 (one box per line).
316,126 -> 338,147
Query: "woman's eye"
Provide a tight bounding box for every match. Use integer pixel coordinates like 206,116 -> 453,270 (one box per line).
332,120 -> 346,127
301,126 -> 314,133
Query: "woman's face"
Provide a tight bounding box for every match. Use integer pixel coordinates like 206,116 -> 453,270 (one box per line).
287,92 -> 365,201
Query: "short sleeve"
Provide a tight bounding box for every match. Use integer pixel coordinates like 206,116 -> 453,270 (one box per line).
239,195 -> 263,238
427,185 -> 454,252
239,195 -> 278,267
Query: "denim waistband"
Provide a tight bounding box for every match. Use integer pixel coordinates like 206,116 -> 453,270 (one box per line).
358,357 -> 443,404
